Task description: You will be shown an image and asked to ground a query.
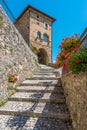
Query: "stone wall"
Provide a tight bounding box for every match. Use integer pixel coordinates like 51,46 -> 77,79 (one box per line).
0,6 -> 39,102
15,10 -> 29,45
61,71 -> 87,130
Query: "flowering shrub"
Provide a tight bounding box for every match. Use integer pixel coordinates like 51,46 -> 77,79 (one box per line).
54,56 -> 63,68
56,34 -> 81,72
8,75 -> 18,83
70,46 -> 87,74
56,34 -> 87,74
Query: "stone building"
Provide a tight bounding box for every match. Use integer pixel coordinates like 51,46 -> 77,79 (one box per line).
15,5 -> 55,65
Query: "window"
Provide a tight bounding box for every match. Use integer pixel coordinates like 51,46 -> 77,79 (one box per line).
37,31 -> 41,39
43,33 -> 49,42
37,15 -> 39,21
37,15 -> 39,18
44,23 -> 49,30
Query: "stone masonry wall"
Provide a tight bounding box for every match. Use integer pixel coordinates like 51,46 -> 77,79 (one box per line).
15,9 -> 53,63
61,71 -> 87,130
0,7 -> 39,102
15,10 -> 29,45
29,11 -> 52,63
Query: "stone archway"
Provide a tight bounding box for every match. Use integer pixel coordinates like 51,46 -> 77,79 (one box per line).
38,48 -> 49,65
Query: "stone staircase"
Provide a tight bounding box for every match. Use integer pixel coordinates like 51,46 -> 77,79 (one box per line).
0,65 -> 73,130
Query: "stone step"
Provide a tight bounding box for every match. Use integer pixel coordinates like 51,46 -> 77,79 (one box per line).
16,86 -> 63,93
0,101 -> 69,120
39,65 -> 53,69
27,77 -> 58,80
40,65 -> 54,68
39,70 -> 54,73
35,73 -> 54,75
20,83 -> 61,87
21,80 -> 59,86
20,83 -> 57,86
9,97 -> 65,103
38,69 -> 54,71
0,115 -> 73,130
23,80 -> 58,83
9,92 -> 65,103
0,111 -> 69,120
38,71 -> 54,74
33,74 -> 56,77
40,68 -> 54,71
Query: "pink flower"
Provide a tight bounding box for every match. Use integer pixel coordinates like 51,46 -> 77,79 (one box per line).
77,48 -> 81,51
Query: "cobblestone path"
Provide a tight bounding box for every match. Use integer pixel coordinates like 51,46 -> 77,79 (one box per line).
0,65 -> 73,130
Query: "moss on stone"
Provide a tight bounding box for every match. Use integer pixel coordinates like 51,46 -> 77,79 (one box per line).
0,100 -> 7,107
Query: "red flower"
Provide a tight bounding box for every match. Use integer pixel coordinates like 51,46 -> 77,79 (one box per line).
67,55 -> 72,60
70,63 -> 74,67
64,49 -> 69,55
76,59 -> 81,64
77,48 -> 81,51
14,77 -> 18,83
74,75 -> 76,78
61,42 -> 64,46
71,47 -> 76,51
59,52 -> 64,56
65,37 -> 69,41
66,73 -> 70,76
85,68 -> 87,71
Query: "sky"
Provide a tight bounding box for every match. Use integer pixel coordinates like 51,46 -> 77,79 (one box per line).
0,0 -> 87,62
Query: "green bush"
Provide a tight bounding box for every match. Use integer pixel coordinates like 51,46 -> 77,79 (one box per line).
8,76 -> 14,82
0,16 -> 4,26
70,46 -> 87,74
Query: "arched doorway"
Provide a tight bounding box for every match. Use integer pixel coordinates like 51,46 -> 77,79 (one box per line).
38,48 -> 49,65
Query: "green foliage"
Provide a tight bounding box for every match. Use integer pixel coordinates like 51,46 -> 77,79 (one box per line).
0,100 -> 7,107
10,47 -> 14,54
70,46 -> 87,74
4,44 -> 7,49
32,114 -> 37,118
0,16 -> 4,26
8,75 -> 18,83
35,59 -> 39,67
7,86 -> 15,90
8,75 -> 14,82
